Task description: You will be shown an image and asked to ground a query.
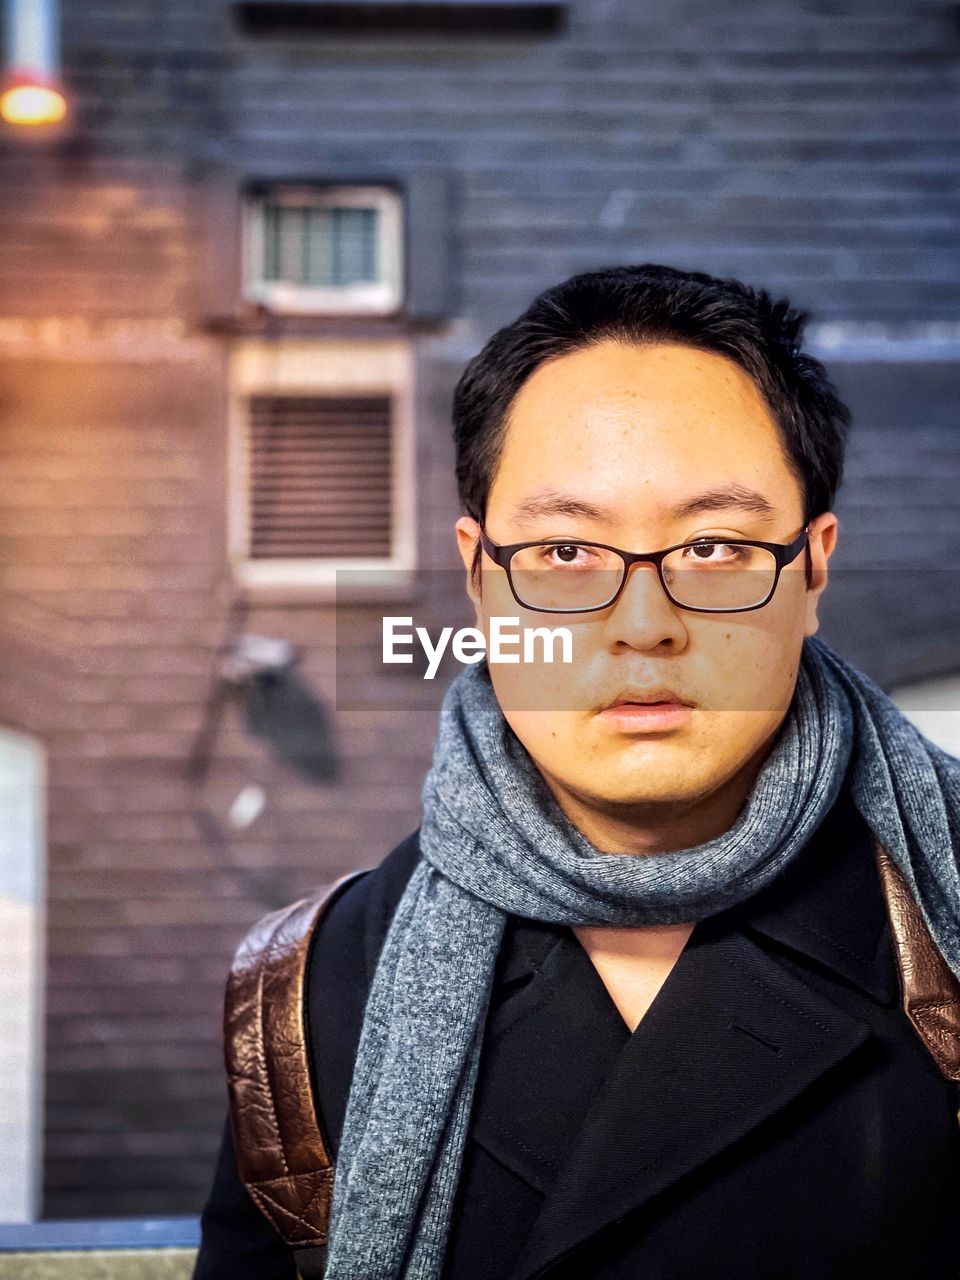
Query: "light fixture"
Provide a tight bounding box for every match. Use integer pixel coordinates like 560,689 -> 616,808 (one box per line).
0,74 -> 66,126
1,0 -> 68,128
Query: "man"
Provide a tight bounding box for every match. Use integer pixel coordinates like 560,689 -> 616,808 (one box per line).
194,264 -> 960,1279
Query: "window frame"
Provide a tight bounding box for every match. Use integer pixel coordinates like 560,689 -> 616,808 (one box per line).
227,338 -> 417,598
243,184 -> 404,316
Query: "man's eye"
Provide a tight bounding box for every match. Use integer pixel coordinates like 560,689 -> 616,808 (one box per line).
683,541 -> 740,562
543,543 -> 591,565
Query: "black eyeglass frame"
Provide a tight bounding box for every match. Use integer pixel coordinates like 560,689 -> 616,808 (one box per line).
476,524 -> 811,615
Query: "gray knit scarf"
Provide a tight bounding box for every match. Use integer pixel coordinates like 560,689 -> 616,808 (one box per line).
323,632 -> 960,1279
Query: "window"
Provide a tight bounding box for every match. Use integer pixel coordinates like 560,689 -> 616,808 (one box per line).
228,339 -> 416,592
244,185 -> 404,315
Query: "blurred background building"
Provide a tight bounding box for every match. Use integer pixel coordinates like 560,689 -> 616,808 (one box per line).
0,0 -> 958,1225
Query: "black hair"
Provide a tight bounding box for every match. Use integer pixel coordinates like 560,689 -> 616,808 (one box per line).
453,263 -> 851,587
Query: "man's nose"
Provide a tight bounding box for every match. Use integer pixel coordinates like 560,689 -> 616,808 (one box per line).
599,562 -> 688,649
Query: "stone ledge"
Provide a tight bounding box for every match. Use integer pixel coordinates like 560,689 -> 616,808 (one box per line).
0,1249 -> 196,1278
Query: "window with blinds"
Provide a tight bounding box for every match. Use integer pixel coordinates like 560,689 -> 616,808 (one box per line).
245,185 -> 403,314
247,393 -> 394,560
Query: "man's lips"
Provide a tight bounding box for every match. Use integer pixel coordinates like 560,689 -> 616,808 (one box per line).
595,689 -> 695,732
599,688 -> 694,712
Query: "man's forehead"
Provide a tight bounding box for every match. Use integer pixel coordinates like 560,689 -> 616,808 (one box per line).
511,338 -> 765,407
490,344 -> 800,526
502,344 -> 786,466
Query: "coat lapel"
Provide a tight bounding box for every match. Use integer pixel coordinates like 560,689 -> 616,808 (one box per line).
468,914 -> 633,1195
483,790 -> 901,1280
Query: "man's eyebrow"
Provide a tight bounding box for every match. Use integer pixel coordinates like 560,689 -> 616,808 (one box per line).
508,484 -> 778,527
509,491 -> 614,526
671,484 -> 778,521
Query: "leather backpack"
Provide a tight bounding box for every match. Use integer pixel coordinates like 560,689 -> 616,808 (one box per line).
222,841 -> 960,1278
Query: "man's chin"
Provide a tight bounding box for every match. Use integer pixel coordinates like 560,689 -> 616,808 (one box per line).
564,768 -> 708,815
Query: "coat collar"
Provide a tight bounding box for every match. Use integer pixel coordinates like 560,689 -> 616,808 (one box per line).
470,785 -> 902,1280
727,784 -> 900,1006
495,781 -> 899,1006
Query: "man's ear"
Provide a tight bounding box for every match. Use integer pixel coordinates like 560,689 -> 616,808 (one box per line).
455,515 -> 484,626
803,512 -> 839,637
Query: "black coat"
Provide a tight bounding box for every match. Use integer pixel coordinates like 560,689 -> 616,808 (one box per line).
193,782 -> 960,1279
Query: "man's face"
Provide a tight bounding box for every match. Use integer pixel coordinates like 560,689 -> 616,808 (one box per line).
455,340 -> 838,844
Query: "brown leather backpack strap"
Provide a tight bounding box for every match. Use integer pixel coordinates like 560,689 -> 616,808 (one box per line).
872,835 -> 960,1082
223,867 -> 371,1252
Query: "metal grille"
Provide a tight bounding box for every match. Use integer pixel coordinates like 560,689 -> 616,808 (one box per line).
262,203 -> 380,288
247,394 -> 393,559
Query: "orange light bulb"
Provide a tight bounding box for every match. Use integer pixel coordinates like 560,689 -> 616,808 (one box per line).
0,81 -> 68,126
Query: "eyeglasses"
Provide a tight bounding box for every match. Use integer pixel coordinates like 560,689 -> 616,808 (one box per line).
477,524 -> 811,615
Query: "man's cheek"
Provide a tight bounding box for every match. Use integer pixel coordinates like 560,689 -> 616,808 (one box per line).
492,660 -> 582,716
